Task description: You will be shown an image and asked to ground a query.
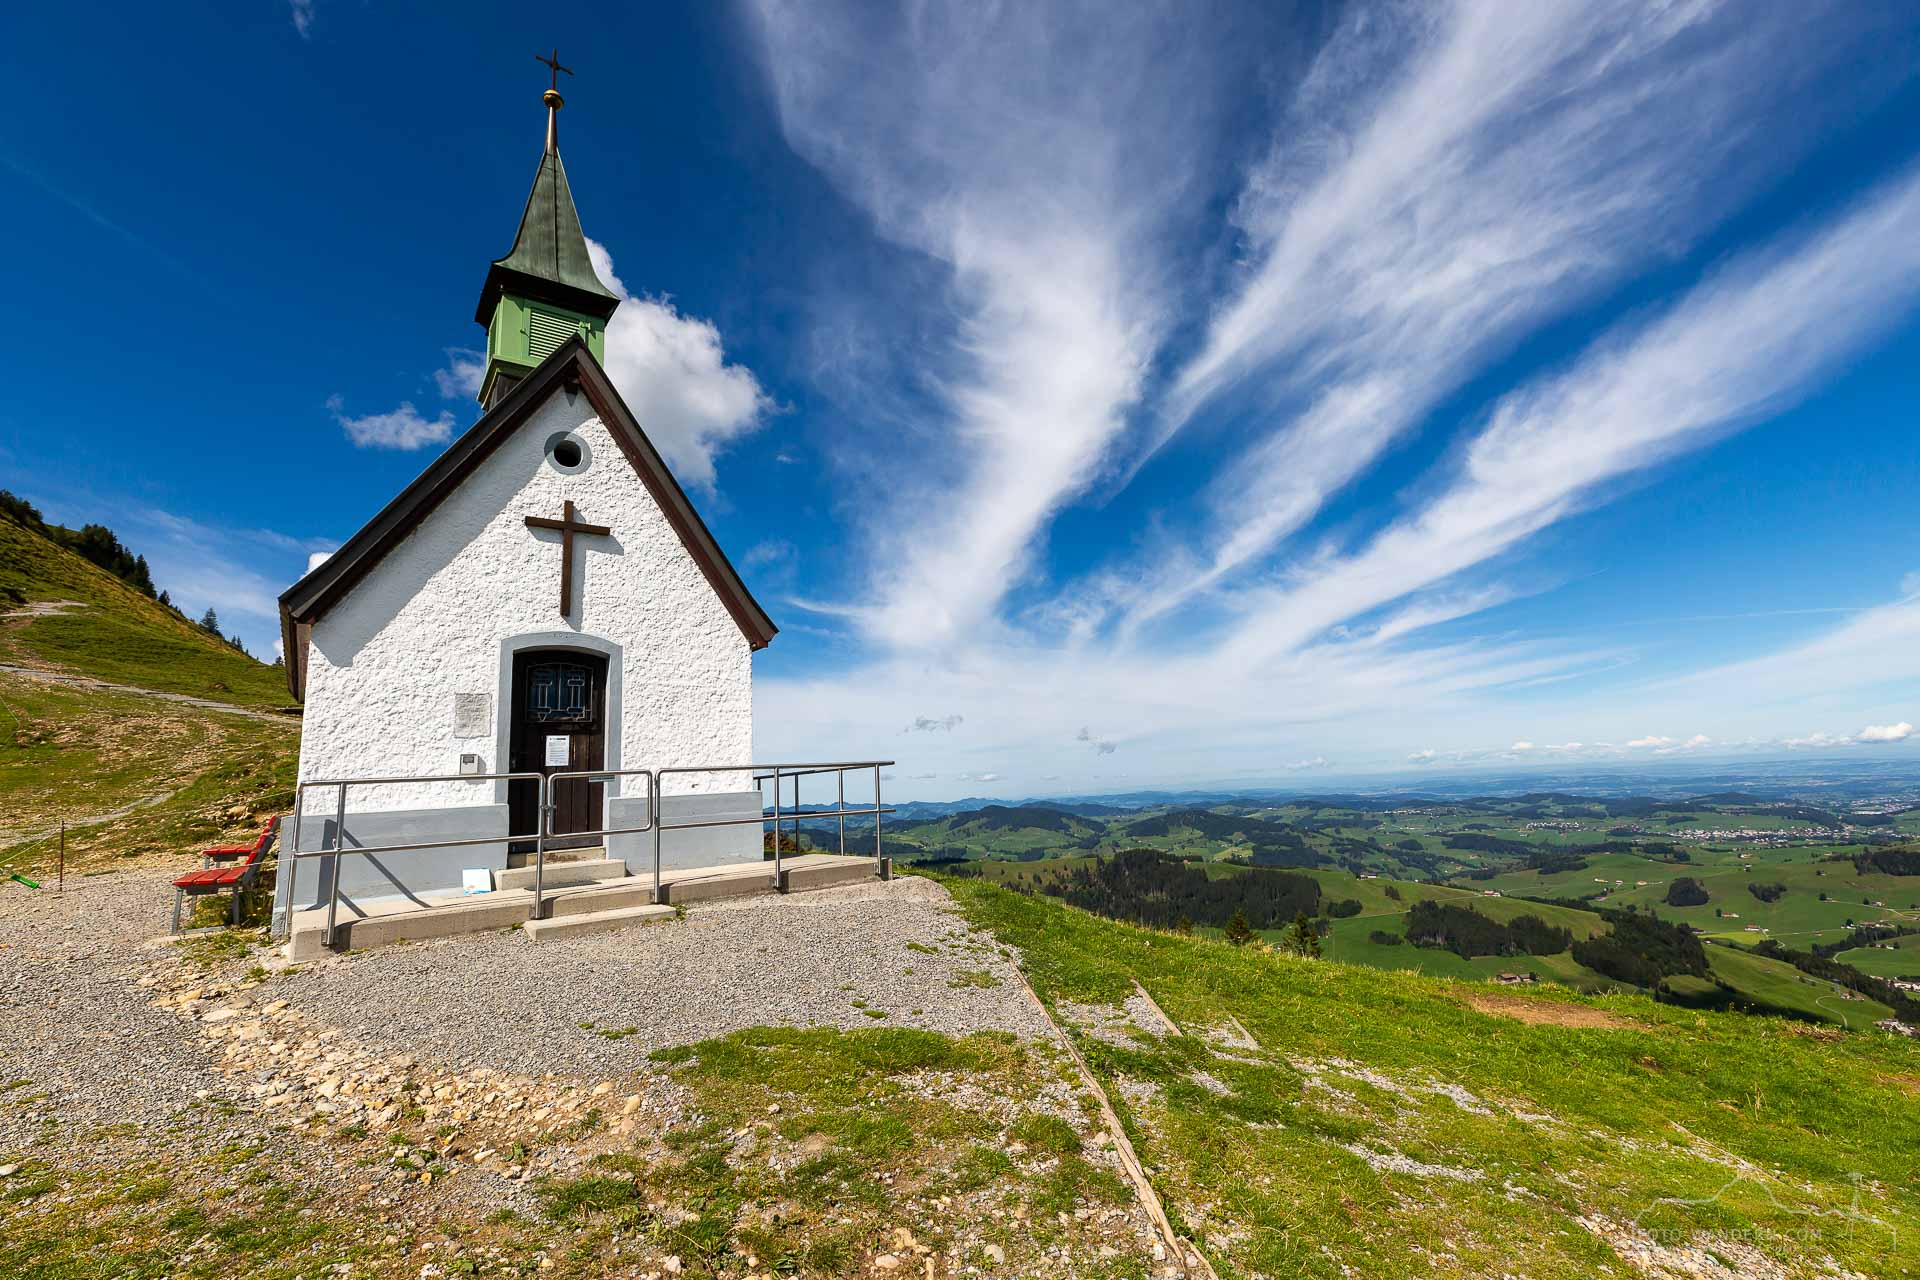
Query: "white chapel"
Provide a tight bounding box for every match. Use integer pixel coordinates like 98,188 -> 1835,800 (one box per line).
275,76 -> 778,917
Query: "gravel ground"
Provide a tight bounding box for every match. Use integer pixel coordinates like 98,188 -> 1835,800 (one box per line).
282,875 -> 1054,1074
0,865 -> 243,1132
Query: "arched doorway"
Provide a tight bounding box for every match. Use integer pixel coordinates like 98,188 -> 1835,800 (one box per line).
507,648 -> 609,853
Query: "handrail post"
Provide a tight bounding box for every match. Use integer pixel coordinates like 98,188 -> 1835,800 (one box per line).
283,784 -> 303,940
837,769 -> 846,855
533,773 -> 548,920
650,770 -> 663,905
771,766 -> 782,884
325,781 -> 346,949
873,764 -> 883,861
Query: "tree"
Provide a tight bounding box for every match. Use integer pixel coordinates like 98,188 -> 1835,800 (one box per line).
199,607 -> 221,635
1280,911 -> 1321,959
1665,877 -> 1709,907
1222,909 -> 1255,947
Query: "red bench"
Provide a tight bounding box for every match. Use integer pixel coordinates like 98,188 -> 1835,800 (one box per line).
171,816 -> 279,932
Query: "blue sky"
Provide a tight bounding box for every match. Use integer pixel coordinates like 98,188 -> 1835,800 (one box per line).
4,2 -> 1920,798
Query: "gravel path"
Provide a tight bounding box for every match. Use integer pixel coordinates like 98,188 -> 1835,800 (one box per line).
281,875 -> 1053,1074
0,866 -> 244,1132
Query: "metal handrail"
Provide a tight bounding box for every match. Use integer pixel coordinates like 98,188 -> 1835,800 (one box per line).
284,760 -> 893,948
290,771 -> 549,951
536,768 -> 656,914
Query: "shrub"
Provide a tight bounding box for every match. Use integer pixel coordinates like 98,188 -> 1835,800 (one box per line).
1326,898 -> 1363,918
1748,882 -> 1787,904
1367,930 -> 1403,946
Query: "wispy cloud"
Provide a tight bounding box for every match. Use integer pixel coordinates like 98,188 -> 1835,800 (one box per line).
750,0 -> 1248,650
288,0 -> 315,38
1096,1 -> 1895,635
1215,159 -> 1920,672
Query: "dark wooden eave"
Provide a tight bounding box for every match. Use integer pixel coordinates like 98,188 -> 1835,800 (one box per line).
278,337 -> 777,701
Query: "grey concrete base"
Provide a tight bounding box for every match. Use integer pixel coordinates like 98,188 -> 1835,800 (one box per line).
780,857 -> 882,893
523,904 -> 676,942
607,790 -> 764,872
494,858 -> 629,893
276,804 -> 510,936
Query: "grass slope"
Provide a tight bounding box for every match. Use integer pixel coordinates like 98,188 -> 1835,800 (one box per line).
0,512 -> 288,708
0,673 -> 298,876
946,877 -> 1920,1280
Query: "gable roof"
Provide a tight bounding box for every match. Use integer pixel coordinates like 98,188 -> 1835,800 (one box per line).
279,338 -> 777,700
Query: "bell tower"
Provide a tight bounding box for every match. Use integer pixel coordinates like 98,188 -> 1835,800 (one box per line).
473,51 -> 621,408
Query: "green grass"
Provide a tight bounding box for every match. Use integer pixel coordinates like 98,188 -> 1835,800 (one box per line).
0,673 -> 298,875
0,512 -> 289,708
940,874 -> 1920,1280
1836,931 -> 1920,979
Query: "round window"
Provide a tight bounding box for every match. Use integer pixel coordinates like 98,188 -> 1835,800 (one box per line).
544,432 -> 590,474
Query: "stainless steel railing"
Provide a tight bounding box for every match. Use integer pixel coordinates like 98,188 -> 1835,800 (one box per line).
286,760 -> 893,949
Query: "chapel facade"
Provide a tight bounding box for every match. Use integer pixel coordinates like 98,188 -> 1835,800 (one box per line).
275,78 -> 774,909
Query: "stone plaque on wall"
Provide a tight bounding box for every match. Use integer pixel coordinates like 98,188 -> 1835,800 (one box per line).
453,693 -> 491,739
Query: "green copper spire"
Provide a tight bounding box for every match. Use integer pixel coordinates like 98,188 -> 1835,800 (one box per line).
474,58 -> 619,407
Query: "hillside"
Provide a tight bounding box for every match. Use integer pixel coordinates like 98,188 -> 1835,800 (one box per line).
947,878 -> 1920,1279
0,508 -> 298,877
0,509 -> 289,708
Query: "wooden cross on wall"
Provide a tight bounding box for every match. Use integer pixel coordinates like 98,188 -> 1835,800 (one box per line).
525,500 -> 611,617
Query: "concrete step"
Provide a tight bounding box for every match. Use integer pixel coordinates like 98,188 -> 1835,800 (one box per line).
494,858 -> 628,893
522,903 -> 677,942
780,857 -> 883,893
287,891 -> 534,962
659,866 -> 776,905
542,877 -> 659,917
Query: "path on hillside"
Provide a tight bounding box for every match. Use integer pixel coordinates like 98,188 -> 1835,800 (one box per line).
0,661 -> 297,725
0,602 -> 297,725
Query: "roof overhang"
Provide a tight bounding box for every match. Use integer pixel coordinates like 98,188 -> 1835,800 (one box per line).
278,338 -> 777,702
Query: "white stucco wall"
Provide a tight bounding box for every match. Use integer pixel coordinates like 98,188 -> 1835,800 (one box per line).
296,389 -> 754,816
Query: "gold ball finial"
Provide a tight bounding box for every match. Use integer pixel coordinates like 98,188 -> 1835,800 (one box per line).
543,88 -> 564,110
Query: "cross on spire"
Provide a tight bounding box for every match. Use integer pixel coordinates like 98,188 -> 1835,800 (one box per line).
525,499 -> 611,617
536,48 -> 573,93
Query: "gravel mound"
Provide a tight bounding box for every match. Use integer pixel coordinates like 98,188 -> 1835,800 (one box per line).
280,875 -> 1052,1074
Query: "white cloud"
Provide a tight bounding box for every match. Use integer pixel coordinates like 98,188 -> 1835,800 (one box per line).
1407,749 -> 1437,764
1283,756 -> 1329,771
1857,722 -> 1913,744
288,0 -> 314,38
1510,740 -> 1535,751
1627,735 -> 1675,749
905,715 -> 963,734
584,240 -> 772,493
305,551 -> 332,573
433,349 -> 486,401
1902,571 -> 1920,598
1077,727 -> 1118,756
328,395 -> 455,451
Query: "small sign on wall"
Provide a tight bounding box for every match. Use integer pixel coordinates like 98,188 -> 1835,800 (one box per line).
545,735 -> 571,767
453,693 -> 491,739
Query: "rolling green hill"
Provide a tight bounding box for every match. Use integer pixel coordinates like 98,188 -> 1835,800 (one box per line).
0,508 -> 290,708
945,877 -> 1920,1280
0,508 -> 298,876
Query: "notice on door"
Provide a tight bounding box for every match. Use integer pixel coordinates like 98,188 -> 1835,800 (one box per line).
544,735 -> 571,767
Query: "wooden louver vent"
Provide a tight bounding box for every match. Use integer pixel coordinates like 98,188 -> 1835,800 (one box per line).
528,309 -> 578,361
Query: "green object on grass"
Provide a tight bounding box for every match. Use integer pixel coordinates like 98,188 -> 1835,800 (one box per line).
7,873 -> 40,889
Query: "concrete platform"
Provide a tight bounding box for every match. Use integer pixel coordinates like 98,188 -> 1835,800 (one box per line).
285,853 -> 882,959
522,903 -> 676,942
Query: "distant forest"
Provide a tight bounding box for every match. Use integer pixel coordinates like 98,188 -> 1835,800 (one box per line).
1024,848 -> 1320,931
1403,900 -> 1571,959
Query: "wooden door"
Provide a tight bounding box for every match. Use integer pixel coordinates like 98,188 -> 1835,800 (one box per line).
507,650 -> 608,852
